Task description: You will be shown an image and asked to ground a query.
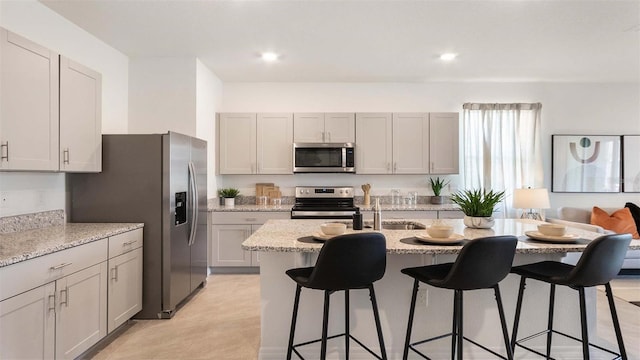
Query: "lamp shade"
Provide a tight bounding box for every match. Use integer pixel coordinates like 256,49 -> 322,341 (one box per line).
513,188 -> 550,209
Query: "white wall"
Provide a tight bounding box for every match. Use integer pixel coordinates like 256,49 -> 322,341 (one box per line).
129,57 -> 222,197
219,82 -> 640,214
0,0 -> 129,217
128,57 -> 196,136
196,59 -> 223,197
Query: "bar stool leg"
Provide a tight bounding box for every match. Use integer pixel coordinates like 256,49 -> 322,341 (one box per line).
511,277 -> 526,352
494,285 -> 514,360
456,290 -> 463,360
578,287 -> 590,360
546,284 -> 556,359
451,290 -> 459,360
345,289 -> 350,360
403,279 -> 419,360
604,283 -> 627,359
287,285 -> 302,360
369,285 -> 387,360
321,290 -> 331,360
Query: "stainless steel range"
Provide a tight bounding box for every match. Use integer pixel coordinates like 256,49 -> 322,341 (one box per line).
290,186 -> 359,219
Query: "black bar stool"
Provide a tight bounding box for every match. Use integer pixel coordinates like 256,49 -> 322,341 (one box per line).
401,235 -> 518,360
285,232 -> 387,360
510,233 -> 632,360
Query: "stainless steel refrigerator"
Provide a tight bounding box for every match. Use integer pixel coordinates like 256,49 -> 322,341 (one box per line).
68,132 -> 207,319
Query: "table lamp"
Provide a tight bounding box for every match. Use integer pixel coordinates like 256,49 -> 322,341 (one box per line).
513,188 -> 550,221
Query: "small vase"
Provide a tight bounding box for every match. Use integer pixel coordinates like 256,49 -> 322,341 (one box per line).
224,197 -> 235,208
430,196 -> 444,204
364,193 -> 371,207
463,215 -> 494,229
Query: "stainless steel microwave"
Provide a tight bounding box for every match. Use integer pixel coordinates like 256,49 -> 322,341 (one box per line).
293,143 -> 355,173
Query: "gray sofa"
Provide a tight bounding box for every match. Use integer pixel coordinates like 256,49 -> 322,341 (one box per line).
547,207 -> 640,273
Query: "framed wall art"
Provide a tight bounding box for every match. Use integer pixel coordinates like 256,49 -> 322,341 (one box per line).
623,135 -> 640,193
552,135 -> 621,193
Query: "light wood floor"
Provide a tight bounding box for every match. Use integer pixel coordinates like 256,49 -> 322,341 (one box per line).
89,274 -> 640,360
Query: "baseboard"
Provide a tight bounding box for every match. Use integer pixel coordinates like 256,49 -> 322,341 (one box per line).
209,266 -> 260,274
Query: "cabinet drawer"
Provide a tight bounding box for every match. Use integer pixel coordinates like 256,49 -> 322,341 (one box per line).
108,229 -> 143,259
210,211 -> 290,225
0,238 -> 108,301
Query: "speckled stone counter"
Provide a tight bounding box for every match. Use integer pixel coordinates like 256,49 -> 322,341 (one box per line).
209,203 -> 461,212
0,223 -> 144,267
242,218 -> 640,255
246,218 -> 639,359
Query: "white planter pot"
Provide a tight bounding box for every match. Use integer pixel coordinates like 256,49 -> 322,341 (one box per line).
224,197 -> 235,208
463,215 -> 495,229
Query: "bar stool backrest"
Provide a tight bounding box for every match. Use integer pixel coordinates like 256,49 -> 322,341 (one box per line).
440,235 -> 518,290
566,233 -> 632,287
306,232 -> 387,291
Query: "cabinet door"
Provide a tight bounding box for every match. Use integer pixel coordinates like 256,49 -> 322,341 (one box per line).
324,113 -> 355,143
429,112 -> 460,174
393,113 -> 430,174
59,56 -> 102,172
0,28 -> 59,171
355,113 -> 393,174
56,262 -> 107,360
293,113 -> 325,142
0,282 -> 56,359
210,225 -> 252,266
108,247 -> 142,333
257,113 -> 293,174
219,113 -> 256,174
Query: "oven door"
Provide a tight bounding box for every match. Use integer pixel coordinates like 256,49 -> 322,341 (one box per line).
293,143 -> 355,173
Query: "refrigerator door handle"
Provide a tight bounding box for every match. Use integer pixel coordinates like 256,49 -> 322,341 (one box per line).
188,161 -> 198,246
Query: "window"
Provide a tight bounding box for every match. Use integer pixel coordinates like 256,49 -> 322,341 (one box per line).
461,103 -> 543,217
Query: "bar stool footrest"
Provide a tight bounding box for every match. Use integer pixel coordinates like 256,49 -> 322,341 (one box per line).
409,332 -> 510,360
514,329 -> 622,360
291,333 -> 385,360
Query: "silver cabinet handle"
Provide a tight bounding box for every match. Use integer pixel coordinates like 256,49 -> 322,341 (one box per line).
123,240 -> 137,247
59,287 -> 69,308
50,262 -> 73,271
63,148 -> 70,164
327,132 -> 331,142
1,141 -> 8,161
245,218 -> 257,222
394,162 -> 397,172
386,163 -> 390,171
111,266 -> 119,281
48,294 -> 56,313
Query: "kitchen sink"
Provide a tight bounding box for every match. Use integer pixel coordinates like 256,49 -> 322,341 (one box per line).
362,221 -> 426,230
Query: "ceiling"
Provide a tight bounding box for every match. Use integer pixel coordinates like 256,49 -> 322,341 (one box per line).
41,0 -> 640,83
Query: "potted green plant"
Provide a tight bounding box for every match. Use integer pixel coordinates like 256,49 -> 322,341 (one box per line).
219,188 -> 240,208
449,189 -> 505,228
429,177 -> 450,204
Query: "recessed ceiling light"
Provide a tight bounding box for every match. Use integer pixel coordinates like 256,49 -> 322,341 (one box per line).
440,53 -> 457,61
261,52 -> 279,62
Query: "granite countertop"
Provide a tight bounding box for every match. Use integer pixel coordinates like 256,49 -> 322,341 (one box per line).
0,223 -> 144,268
209,203 -> 461,212
242,218 -> 640,255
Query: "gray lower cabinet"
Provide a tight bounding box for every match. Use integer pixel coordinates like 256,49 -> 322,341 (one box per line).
0,228 -> 142,359
209,211 -> 290,269
107,229 -> 143,333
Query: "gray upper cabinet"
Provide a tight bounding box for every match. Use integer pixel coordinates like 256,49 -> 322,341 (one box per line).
293,113 -> 355,143
0,28 -> 59,171
59,56 -> 102,172
356,112 -> 459,174
0,27 -> 102,173
218,113 -> 293,175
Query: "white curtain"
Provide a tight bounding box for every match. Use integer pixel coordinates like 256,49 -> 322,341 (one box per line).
461,103 -> 543,218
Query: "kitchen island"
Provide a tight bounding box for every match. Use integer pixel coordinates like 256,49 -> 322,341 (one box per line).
242,218 -> 640,360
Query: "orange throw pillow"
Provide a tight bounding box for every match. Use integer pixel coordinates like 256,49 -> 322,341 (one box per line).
590,207 -> 639,239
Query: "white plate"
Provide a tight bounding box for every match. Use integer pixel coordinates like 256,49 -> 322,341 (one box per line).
312,232 -> 334,241
415,233 -> 465,244
524,231 -> 579,243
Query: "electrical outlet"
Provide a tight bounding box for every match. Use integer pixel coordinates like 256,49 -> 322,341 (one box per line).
417,288 -> 428,307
